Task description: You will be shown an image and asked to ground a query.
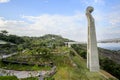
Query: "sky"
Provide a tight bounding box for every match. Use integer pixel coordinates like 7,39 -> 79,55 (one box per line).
0,0 -> 120,42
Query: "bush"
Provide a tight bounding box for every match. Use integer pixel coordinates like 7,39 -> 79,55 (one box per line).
72,44 -> 120,79
21,77 -> 38,80
100,57 -> 120,79
71,44 -> 87,59
45,77 -> 55,80
0,76 -> 18,80
79,50 -> 87,59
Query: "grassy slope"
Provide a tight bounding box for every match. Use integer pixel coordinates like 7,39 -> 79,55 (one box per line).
53,48 -> 110,80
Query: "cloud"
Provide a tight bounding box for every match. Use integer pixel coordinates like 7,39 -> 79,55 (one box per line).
94,0 -> 104,3
107,6 -> 120,27
0,13 -> 88,42
22,13 -> 87,41
0,17 -> 6,26
94,5 -> 120,40
109,13 -> 120,27
0,8 -> 120,42
80,0 -> 105,6
0,0 -> 10,3
0,17 -> 31,36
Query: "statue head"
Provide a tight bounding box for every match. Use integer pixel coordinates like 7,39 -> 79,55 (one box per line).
86,6 -> 94,13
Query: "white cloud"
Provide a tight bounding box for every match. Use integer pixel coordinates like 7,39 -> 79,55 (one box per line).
0,17 -> 6,26
80,0 -> 105,6
0,9 -> 120,42
0,0 -> 10,3
95,5 -> 120,40
107,6 -> 120,27
94,0 -> 104,3
0,13 -> 88,42
22,13 -> 87,41
0,17 -> 31,36
109,14 -> 120,27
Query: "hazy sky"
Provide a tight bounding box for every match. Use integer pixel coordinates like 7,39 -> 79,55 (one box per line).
0,0 -> 120,41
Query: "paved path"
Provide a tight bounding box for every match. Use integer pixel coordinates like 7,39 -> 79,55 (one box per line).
0,66 -> 56,79
2,53 -> 17,59
1,50 -> 26,59
8,70 -> 48,78
0,69 -> 48,78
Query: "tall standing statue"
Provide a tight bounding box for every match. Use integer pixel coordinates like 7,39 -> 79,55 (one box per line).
86,6 -> 100,72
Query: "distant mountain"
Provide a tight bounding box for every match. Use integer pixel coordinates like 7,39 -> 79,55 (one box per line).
99,38 -> 120,43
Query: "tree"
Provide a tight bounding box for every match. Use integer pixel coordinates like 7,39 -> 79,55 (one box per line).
0,30 -> 8,35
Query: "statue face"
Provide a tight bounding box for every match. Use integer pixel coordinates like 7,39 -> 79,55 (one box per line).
86,6 -> 94,13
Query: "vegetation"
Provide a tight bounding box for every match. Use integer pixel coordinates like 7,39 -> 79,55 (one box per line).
21,77 -> 38,80
72,44 -> 120,79
100,57 -> 120,79
53,48 -> 109,80
0,30 -> 119,80
0,30 -> 24,55
1,46 -> 70,70
0,44 -> 18,55
3,48 -> 52,64
0,61 -> 51,71
0,76 -> 18,80
21,77 -> 54,80
0,76 -> 55,80
0,30 -> 24,44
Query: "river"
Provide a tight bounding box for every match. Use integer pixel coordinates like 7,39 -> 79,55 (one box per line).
97,43 -> 120,51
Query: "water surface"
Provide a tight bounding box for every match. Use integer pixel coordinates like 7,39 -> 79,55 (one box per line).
97,43 -> 120,51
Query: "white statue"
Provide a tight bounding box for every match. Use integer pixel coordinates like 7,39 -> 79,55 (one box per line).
86,6 -> 100,72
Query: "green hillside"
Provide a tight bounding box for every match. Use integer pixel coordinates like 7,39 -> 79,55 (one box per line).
72,44 -> 120,79
0,31 -> 119,80
53,48 -> 109,80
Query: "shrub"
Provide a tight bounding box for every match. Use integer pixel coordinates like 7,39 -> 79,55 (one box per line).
79,50 -> 87,59
100,57 -> 120,79
21,77 -> 38,80
0,76 -> 18,80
